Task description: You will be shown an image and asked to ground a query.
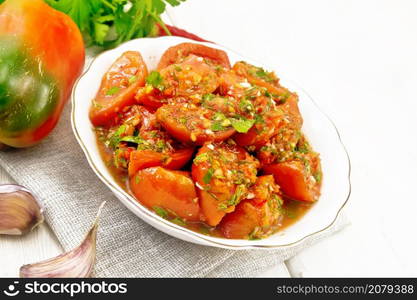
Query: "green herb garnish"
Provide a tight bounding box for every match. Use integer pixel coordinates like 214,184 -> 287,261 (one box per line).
211,122 -> 224,132
203,168 -> 215,184
128,75 -> 137,84
120,135 -> 145,144
314,171 -> 322,183
108,125 -> 126,149
194,153 -> 210,164
106,86 -> 120,96
229,117 -> 256,133
153,206 -> 169,219
146,71 -> 164,90
172,217 -> 187,227
45,0 -> 186,48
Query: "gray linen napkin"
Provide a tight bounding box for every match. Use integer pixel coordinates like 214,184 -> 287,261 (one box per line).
0,52 -> 349,277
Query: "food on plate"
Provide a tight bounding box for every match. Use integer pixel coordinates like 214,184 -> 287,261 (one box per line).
92,43 -> 322,239
90,51 -> 148,126
0,0 -> 85,148
130,167 -> 200,222
219,175 -> 284,239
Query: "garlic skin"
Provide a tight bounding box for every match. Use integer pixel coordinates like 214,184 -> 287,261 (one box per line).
19,202 -> 106,278
0,184 -> 44,235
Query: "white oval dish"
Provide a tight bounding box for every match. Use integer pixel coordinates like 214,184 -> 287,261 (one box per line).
71,36 -> 350,249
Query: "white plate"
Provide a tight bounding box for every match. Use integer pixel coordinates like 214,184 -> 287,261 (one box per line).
71,36 -> 351,249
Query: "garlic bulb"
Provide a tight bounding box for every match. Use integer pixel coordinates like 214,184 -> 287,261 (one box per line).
20,202 -> 106,278
0,184 -> 44,235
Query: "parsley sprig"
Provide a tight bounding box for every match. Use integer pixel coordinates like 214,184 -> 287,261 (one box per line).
45,0 -> 186,48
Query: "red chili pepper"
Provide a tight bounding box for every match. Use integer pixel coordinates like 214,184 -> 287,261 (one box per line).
157,24 -> 211,43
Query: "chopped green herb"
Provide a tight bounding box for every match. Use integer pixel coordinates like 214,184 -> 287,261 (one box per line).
172,217 -> 187,227
254,114 -> 265,124
314,171 -> 322,183
120,136 -> 145,144
230,117 -> 256,133
155,140 -> 167,151
203,168 -> 215,184
146,71 -> 164,90
212,112 -> 226,121
239,98 -> 254,112
178,117 -> 187,125
135,174 -> 141,185
228,184 -> 246,207
202,93 -> 215,102
211,122 -> 224,132
106,86 -> 120,96
92,100 -> 104,109
153,206 -> 169,219
128,75 -> 137,84
194,153 -> 210,164
108,125 -> 126,149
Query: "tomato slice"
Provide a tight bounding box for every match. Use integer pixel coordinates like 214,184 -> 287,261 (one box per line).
159,54 -> 220,97
156,102 -> 236,145
128,147 -> 194,177
157,43 -> 231,70
219,175 -> 284,239
135,86 -> 168,110
130,167 -> 200,221
234,91 -> 303,150
191,142 -> 259,226
263,152 -> 322,202
90,51 -> 148,126
232,61 -> 290,98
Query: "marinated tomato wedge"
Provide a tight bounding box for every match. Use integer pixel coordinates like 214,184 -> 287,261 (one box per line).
155,98 -> 237,145
157,42 -> 231,70
233,61 -> 291,101
137,55 -> 220,109
128,147 -> 194,177
90,51 -> 148,126
130,167 -> 200,222
192,142 -> 259,226
263,151 -> 322,202
234,88 -> 303,150
104,105 -> 194,175
219,175 -> 284,239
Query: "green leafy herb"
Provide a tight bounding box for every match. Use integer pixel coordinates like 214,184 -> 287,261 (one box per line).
194,153 -> 210,164
229,117 -> 256,133
146,71 -> 164,90
239,98 -> 254,112
45,0 -> 186,48
228,184 -> 245,207
314,171 -> 322,183
203,168 -> 215,184
128,75 -> 137,84
211,122 -> 224,132
108,125 -> 126,149
153,206 -> 169,219
106,86 -> 120,96
119,135 -> 144,144
172,217 -> 187,227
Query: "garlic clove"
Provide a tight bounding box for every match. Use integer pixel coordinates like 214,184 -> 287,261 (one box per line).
19,201 -> 106,278
0,184 -> 44,235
